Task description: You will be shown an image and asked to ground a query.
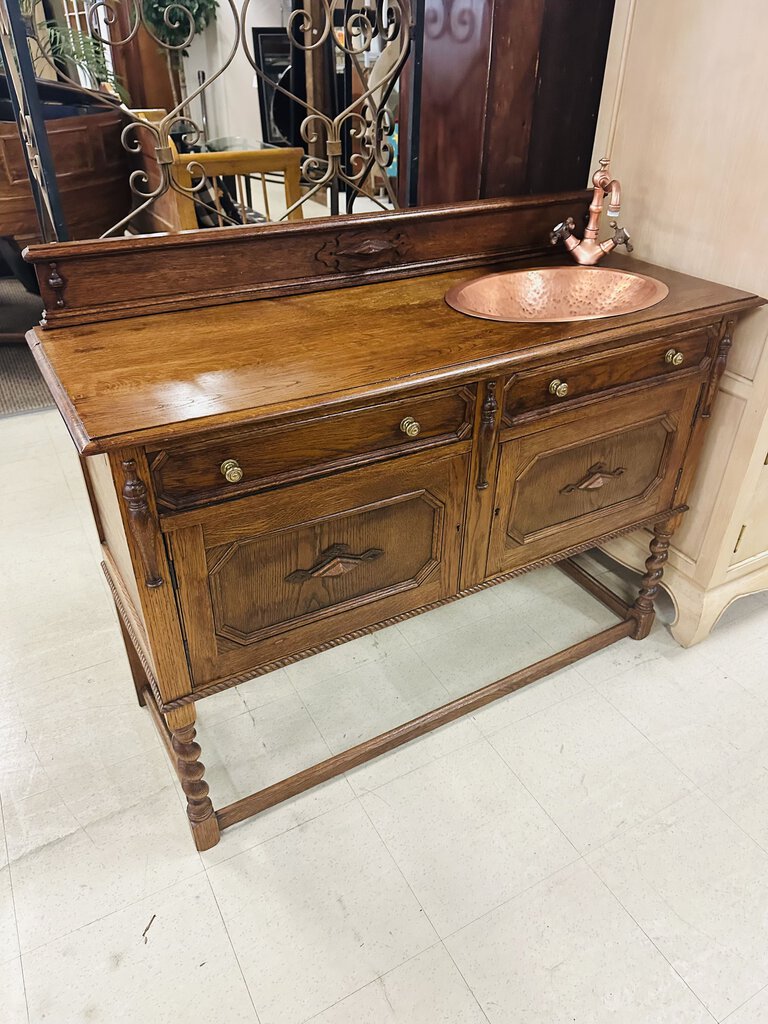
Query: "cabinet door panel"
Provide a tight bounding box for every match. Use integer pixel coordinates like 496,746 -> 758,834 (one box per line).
167,448 -> 469,687
487,380 -> 701,577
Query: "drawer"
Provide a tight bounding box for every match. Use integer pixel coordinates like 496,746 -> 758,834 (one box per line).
503,326 -> 711,421
149,384 -> 475,511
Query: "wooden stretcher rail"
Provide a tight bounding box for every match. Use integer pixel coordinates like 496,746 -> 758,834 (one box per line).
215,613 -> 634,831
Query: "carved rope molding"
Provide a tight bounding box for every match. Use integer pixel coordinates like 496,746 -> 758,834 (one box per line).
121,504 -> 688,713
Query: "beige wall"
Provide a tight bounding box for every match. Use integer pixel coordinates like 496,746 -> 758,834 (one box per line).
593,0 -> 768,314
183,0 -> 284,144
594,0 -> 768,562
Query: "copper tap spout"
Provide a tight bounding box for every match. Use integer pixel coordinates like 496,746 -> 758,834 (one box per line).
593,157 -> 622,218
551,158 -> 632,266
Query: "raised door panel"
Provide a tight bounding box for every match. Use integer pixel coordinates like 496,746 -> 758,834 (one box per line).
487,379 -> 701,577
165,448 -> 469,687
731,456 -> 768,566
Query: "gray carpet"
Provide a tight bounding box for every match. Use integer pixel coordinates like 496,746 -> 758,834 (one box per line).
0,277 -> 52,416
0,344 -> 54,417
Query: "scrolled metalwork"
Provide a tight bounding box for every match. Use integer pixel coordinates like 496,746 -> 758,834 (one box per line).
10,0 -> 414,237
425,0 -> 476,43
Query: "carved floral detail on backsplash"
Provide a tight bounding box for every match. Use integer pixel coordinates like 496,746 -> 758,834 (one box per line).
316,230 -> 413,272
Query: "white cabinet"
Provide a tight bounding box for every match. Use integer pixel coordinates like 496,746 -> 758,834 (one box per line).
592,0 -> 768,644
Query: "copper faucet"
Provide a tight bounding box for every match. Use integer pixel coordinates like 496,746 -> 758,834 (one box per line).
550,158 -> 633,265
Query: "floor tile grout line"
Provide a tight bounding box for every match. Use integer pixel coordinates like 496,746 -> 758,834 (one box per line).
0,791 -> 31,1024
297,940 -> 447,1024
356,791 -> 442,941
286,678 -> 345,762
439,941 -> 493,1024
288,631 -> 455,706
697,788 -> 768,862
485,735 -> 583,861
469,677 -> 596,743
202,871 -> 263,1023
720,980 -> 768,1022
352,732 -> 494,800
593,683 -> 708,792
577,787 -> 699,861
355,746 -> 586,951
4,651 -> 128,693
13,863 -> 209,960
528,668 -> 740,861
438,856 -> 589,945
583,859 -> 721,1023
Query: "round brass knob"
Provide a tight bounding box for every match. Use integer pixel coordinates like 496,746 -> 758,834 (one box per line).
665,349 -> 684,367
549,379 -> 569,399
220,458 -> 243,483
400,416 -> 421,438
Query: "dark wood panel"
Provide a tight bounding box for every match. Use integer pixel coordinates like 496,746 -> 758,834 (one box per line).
25,192 -> 591,328
526,0 -> 615,193
109,4 -> 179,112
481,0 -> 545,197
0,110 -> 131,244
414,0 -> 613,203
418,0 -> 494,205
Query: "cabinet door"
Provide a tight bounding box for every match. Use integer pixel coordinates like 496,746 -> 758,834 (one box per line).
165,448 -> 469,688
487,379 -> 701,578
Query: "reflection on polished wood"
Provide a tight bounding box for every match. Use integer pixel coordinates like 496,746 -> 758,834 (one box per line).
26,199 -> 764,849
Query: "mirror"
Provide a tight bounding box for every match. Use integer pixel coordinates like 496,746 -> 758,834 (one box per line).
0,0 -> 615,244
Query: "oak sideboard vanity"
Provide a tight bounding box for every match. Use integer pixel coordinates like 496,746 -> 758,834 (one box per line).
26,195 -> 763,850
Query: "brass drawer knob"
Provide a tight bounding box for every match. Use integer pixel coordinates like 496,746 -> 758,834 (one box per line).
400,416 -> 421,438
549,379 -> 569,399
665,348 -> 684,366
220,458 -> 243,483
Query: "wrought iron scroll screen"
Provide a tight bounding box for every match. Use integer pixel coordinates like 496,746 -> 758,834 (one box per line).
0,0 -> 421,241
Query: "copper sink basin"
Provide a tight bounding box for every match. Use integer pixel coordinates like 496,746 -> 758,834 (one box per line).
445,266 -> 669,323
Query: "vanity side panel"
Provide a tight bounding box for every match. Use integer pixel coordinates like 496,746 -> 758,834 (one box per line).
85,454 -> 143,615
103,449 -> 194,706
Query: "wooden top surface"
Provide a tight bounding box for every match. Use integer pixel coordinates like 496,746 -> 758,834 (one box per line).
29,254 -> 763,454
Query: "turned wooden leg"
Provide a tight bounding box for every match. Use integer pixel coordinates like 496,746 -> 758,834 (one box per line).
166,704 -> 220,851
628,519 -> 674,640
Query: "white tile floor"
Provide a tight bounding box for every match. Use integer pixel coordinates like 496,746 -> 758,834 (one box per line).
1,408 -> 768,1024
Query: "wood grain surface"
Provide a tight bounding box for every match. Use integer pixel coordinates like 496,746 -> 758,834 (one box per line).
27,255 -> 762,455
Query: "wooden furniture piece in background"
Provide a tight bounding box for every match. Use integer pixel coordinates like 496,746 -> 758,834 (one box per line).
0,88 -> 130,245
171,147 -> 305,228
127,110 -> 304,233
25,198 -> 762,850
406,0 -> 615,205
